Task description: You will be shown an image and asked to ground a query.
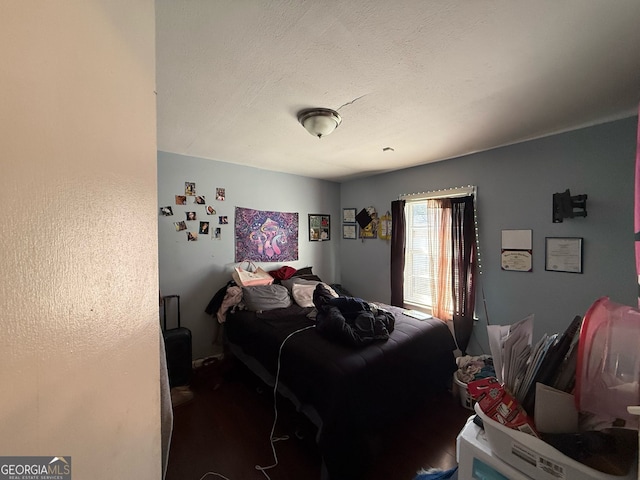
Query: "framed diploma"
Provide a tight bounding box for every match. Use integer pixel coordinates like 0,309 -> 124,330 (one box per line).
342,208 -> 357,223
545,237 -> 583,273
501,250 -> 532,272
501,229 -> 533,272
343,224 -> 357,239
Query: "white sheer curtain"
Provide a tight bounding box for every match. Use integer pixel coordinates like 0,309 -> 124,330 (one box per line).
425,198 -> 453,321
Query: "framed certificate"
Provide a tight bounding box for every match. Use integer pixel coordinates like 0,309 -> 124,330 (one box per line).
501,229 -> 533,272
545,237 -> 583,273
342,224 -> 357,239
342,208 -> 357,223
501,250 -> 532,272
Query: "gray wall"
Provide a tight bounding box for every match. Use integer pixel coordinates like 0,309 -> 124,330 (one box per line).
158,152 -> 341,359
340,117 -> 638,354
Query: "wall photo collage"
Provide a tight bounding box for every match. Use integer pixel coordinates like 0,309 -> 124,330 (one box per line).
159,182 -> 227,241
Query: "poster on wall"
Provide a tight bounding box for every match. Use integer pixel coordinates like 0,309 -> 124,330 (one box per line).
235,207 -> 299,262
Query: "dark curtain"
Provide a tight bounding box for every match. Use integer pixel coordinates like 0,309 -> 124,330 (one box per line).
635,102 -> 640,308
450,195 -> 477,355
390,200 -> 406,306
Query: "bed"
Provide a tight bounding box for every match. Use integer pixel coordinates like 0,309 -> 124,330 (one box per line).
218,273 -> 458,480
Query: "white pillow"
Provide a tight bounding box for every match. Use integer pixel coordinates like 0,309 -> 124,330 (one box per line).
281,277 -> 320,291
292,282 -> 338,308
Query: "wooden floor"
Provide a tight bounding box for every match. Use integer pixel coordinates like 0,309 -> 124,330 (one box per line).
166,357 -> 472,480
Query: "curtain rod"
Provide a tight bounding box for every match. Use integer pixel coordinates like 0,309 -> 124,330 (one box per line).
398,185 -> 476,201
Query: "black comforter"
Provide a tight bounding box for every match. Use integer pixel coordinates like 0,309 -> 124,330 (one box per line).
225,302 -> 457,480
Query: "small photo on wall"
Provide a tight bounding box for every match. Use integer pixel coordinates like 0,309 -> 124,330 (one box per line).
214,227 -> 221,240
186,211 -> 197,221
160,206 -> 174,216
219,216 -> 228,224
206,205 -> 216,215
216,188 -> 226,201
199,222 -> 210,235
195,195 -> 206,205
187,232 -> 198,241
175,195 -> 187,205
174,221 -> 187,231
185,182 -> 196,196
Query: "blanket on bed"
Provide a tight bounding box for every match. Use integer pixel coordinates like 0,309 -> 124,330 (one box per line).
225,299 -> 457,480
313,283 -> 395,346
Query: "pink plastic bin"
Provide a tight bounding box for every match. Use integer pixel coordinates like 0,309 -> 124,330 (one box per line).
576,296 -> 640,424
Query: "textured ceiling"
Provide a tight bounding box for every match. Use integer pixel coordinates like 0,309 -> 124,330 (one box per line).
156,1 -> 640,182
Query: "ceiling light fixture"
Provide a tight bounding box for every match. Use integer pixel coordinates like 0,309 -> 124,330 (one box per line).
297,108 -> 342,138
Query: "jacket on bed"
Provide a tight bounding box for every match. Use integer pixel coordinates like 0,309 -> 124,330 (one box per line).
313,284 -> 395,347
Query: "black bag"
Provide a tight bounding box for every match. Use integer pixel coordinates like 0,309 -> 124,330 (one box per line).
162,295 -> 192,387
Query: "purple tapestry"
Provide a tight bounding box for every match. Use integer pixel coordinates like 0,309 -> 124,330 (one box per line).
235,207 -> 299,262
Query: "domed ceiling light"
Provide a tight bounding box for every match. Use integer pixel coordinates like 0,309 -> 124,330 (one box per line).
297,108 -> 342,138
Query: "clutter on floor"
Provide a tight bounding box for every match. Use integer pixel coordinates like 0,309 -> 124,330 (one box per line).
460,296 -> 640,479
413,466 -> 458,480
170,385 -> 194,407
454,354 -> 494,410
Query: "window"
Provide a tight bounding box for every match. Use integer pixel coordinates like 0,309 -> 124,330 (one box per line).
404,199 -> 452,314
390,187 -> 478,353
401,186 -> 476,320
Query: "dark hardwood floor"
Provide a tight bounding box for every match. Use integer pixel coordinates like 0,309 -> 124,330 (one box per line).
166,357 -> 472,480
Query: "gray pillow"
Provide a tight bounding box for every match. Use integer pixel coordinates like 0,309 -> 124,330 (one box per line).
242,284 -> 292,311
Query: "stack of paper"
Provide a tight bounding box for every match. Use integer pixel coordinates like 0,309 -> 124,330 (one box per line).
513,333 -> 557,403
520,315 -> 583,414
487,313 -> 583,416
487,314 -> 534,393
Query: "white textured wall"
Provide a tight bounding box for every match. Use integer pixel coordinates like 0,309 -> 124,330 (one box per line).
0,2 -> 160,479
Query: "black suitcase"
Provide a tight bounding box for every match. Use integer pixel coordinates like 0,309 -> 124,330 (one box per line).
162,294 -> 192,388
